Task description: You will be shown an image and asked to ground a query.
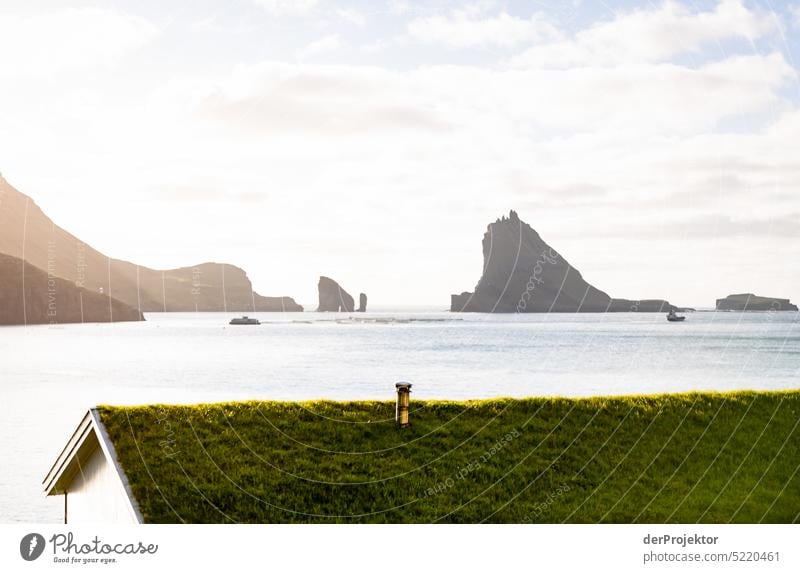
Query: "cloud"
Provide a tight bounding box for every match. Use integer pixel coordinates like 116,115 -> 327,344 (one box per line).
389,0 -> 411,15
408,9 -> 560,48
337,8 -> 366,27
192,62 -> 450,134
154,181 -> 229,202
297,34 -> 342,60
793,4 -> 800,28
511,0 -> 776,68
191,15 -> 220,33
631,214 -> 800,238
254,0 -> 321,16
0,7 -> 157,78
185,47 -> 791,142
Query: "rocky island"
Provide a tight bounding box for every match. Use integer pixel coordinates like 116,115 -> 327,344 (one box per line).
716,294 -> 798,311
317,276 -> 367,312
451,210 -> 676,313
0,174 -> 302,313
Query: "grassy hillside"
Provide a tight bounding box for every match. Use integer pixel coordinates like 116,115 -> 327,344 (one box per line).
98,391 -> 800,523
0,252 -> 143,325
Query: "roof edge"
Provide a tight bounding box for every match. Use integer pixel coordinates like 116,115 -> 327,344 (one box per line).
89,408 -> 144,524
42,410 -> 93,494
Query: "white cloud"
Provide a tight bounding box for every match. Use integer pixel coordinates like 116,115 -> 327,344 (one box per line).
184,51 -> 791,159
511,0 -> 776,68
337,8 -> 366,27
297,34 -> 342,60
191,15 -> 219,33
254,0 -> 321,16
0,7 -> 157,78
793,4 -> 800,28
408,9 -> 559,48
189,61 -> 446,135
388,0 -> 411,15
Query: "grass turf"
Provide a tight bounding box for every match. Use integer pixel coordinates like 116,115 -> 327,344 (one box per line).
97,390 -> 800,523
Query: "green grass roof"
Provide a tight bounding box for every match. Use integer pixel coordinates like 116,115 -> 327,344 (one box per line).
97,390 -> 800,523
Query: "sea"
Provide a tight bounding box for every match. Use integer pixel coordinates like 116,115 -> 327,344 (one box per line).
1,309 -> 798,522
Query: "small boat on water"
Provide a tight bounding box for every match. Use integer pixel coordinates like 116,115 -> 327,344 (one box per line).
229,316 -> 260,325
666,311 -> 686,322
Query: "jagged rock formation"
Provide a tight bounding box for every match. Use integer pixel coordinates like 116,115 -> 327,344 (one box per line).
451,210 -> 676,313
716,294 -> 798,311
0,175 -> 302,312
317,276 -> 355,312
0,253 -> 143,325
358,293 -> 367,312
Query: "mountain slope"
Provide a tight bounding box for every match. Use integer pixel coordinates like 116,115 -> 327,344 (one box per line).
0,253 -> 143,325
0,175 -> 301,312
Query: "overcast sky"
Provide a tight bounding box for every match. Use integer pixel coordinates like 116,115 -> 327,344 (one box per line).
1,0 -> 798,308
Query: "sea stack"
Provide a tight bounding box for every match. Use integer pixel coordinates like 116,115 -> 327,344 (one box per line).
716,294 -> 798,311
358,293 -> 367,312
317,276 -> 355,312
451,210 -> 676,313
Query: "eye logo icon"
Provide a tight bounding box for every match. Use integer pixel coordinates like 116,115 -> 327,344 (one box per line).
20,533 -> 46,561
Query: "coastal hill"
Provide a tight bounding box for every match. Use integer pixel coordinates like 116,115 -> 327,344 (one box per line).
0,253 -> 143,325
452,210 -> 676,313
717,293 -> 798,311
0,175 -> 301,312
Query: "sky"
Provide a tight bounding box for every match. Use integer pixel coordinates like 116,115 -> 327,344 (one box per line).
0,0 -> 799,308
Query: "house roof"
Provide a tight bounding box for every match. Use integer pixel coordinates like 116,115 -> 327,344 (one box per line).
42,408 -> 143,523
66,391 -> 800,524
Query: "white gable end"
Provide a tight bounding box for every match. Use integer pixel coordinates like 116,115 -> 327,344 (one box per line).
43,409 -> 143,524
66,443 -> 138,523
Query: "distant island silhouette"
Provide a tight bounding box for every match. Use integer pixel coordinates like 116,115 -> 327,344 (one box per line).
451,210 -> 676,313
716,293 -> 797,311
317,276 -> 367,312
1,175 -> 797,323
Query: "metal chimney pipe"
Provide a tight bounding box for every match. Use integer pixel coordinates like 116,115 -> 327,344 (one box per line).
395,382 -> 412,428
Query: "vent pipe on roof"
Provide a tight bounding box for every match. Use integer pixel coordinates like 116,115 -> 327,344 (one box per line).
395,382 -> 412,428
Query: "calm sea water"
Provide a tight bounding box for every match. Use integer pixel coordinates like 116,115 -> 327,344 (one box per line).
1,310 -> 798,522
